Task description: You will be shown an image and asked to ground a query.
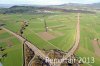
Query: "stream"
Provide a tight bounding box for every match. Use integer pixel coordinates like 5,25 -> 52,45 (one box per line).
0,62 -> 2,66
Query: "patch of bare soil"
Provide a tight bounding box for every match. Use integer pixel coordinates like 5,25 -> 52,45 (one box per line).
38,32 -> 55,40
6,40 -> 14,47
92,40 -> 100,57
98,40 -> 100,47
47,49 -> 66,59
0,30 -> 5,34
49,30 -> 64,37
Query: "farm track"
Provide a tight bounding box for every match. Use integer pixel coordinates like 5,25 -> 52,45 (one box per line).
55,13 -> 80,66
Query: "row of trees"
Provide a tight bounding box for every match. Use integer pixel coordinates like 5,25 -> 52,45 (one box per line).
19,21 -> 29,36
0,47 -> 7,62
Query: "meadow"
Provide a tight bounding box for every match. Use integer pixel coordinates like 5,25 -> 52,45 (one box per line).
0,13 -> 77,51
0,30 -> 23,66
0,12 -> 100,66
76,13 -> 100,66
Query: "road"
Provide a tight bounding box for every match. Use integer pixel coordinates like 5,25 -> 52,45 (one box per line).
1,27 -> 47,66
54,13 -> 80,66
2,13 -> 80,66
64,13 -> 80,59
30,13 -> 80,66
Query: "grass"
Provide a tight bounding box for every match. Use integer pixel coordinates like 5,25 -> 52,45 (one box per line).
0,42 -> 7,48
0,32 -> 11,40
0,13 -> 100,66
0,30 -> 23,66
0,13 -> 76,51
23,28 -> 57,50
76,13 -> 100,66
2,44 -> 23,66
22,13 -> 77,51
49,29 -> 75,51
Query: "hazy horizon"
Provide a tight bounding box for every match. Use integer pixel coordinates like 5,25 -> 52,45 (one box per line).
0,0 -> 100,5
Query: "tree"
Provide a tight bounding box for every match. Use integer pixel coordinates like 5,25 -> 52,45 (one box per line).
0,47 -> 7,62
43,15 -> 48,32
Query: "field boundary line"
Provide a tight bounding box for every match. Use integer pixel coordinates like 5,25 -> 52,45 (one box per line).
26,28 -> 61,50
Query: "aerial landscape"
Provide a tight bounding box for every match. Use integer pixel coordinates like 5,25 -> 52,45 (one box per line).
0,0 -> 100,66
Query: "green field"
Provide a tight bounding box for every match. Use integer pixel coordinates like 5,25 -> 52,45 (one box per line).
0,13 -> 77,51
0,13 -> 100,66
76,14 -> 100,66
0,30 -> 23,66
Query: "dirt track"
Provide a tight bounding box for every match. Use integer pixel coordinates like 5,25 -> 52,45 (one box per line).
55,13 -> 80,66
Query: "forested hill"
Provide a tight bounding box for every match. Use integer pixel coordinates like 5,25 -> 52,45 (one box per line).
1,3 -> 100,14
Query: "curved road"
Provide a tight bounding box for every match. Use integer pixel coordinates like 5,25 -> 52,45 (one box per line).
54,13 -> 80,66
64,13 -> 80,59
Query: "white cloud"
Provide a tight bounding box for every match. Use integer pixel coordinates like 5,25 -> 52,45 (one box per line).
27,0 -> 64,5
0,0 -> 100,5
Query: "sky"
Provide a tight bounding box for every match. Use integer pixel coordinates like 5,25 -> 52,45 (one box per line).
0,0 -> 100,5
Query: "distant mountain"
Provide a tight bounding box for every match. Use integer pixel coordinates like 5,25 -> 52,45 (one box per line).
0,4 -> 13,8
89,3 -> 100,8
0,3 -> 100,9
55,3 -> 100,9
0,5 -> 58,14
59,3 -> 85,6
1,6 -> 39,14
0,4 -> 49,8
60,3 -> 100,7
1,3 -> 99,14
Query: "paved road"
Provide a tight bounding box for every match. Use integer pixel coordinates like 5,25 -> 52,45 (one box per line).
1,27 -> 47,65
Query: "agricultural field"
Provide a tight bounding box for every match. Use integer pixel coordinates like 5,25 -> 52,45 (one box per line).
76,13 -> 100,66
0,13 -> 77,51
0,29 -> 23,66
0,12 -> 100,66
